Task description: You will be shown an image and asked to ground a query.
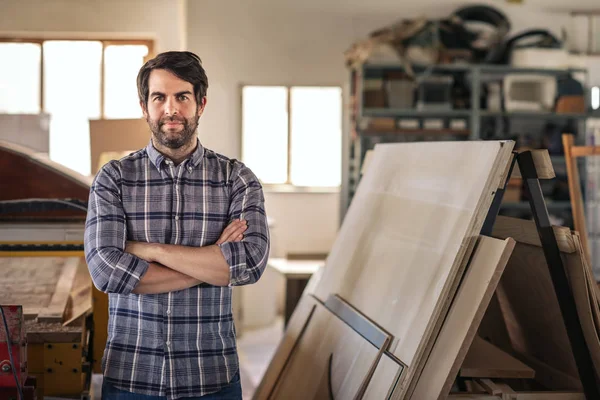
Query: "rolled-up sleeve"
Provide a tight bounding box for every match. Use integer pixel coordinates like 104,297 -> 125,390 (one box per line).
218,162 -> 270,286
84,162 -> 149,295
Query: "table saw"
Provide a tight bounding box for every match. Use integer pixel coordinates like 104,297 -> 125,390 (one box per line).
0,140 -> 107,399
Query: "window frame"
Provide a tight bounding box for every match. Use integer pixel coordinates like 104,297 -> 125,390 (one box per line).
0,37 -> 155,118
239,83 -> 343,193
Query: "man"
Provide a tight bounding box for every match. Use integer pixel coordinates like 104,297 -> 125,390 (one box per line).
84,51 -> 270,399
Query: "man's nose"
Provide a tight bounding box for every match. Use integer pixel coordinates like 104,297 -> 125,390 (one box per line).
164,97 -> 178,116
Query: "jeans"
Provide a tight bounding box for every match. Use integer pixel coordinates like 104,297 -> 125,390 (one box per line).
101,371 -> 242,400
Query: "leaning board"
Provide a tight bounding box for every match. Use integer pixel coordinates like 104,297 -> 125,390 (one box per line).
313,140 -> 515,398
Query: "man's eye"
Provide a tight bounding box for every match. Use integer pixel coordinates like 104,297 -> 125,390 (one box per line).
153,96 -> 163,102
178,95 -> 188,101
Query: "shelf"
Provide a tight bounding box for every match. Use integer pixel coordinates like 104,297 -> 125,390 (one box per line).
362,109 -> 591,120
362,109 -> 471,118
361,62 -> 587,76
481,111 -> 589,119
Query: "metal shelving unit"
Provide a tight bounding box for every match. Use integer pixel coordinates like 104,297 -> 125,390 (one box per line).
341,62 -> 592,224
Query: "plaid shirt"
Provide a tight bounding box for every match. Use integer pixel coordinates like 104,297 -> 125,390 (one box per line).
84,139 -> 269,399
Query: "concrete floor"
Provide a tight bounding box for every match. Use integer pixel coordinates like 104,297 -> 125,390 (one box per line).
89,317 -> 284,399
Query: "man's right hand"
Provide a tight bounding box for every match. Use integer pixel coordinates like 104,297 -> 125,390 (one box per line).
216,219 -> 248,245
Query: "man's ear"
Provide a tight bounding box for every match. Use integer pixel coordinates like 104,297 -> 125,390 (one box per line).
197,97 -> 207,116
140,100 -> 148,119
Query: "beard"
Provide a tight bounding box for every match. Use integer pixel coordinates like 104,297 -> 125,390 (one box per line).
147,113 -> 200,149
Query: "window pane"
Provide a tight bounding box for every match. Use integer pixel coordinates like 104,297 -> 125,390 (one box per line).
44,41 -> 102,176
290,87 -> 342,187
104,44 -> 148,119
43,41 -> 102,117
0,43 -> 41,114
242,86 -> 288,184
593,87 -> 599,110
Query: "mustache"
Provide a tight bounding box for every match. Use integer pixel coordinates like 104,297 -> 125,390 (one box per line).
159,116 -> 186,125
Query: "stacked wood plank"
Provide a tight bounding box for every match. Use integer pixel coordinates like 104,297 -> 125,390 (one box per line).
0,257 -> 91,328
254,141 -> 600,399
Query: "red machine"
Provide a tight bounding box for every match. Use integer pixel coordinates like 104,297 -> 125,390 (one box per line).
0,305 -> 36,399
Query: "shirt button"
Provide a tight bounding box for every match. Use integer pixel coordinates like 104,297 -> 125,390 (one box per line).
166,309 -> 171,315
174,215 -> 179,220
166,341 -> 170,346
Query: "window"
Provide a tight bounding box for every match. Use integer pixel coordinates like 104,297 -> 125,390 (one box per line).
242,85 -> 342,188
593,86 -> 599,110
0,38 -> 152,176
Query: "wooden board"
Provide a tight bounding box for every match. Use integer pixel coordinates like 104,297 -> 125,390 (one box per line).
460,336 -> 535,379
311,140 -> 514,398
410,236 -> 515,399
491,241 -> 581,390
492,216 -> 576,254
37,257 -> 79,323
253,295 -> 318,400
270,301 -> 381,400
0,257 -> 66,318
563,233 -> 600,379
363,354 -> 403,400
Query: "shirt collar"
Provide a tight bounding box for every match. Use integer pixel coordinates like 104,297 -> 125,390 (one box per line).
146,138 -> 205,171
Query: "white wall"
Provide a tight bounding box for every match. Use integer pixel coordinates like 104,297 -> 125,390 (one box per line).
186,0 -> 594,257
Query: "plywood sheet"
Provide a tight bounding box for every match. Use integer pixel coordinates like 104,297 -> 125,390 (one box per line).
410,236 -> 515,399
363,354 -> 403,400
270,302 -> 381,400
460,336 -> 535,379
492,241 -> 580,389
564,233 -> 600,379
312,140 -> 514,396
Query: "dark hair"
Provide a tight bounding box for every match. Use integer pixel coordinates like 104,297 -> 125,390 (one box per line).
137,51 -> 208,107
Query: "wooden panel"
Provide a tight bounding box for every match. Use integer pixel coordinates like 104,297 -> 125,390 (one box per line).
270,302 -> 381,400
410,236 -> 515,399
0,257 -> 65,319
563,233 -> 600,378
89,118 -> 149,175
312,140 -> 514,398
253,295 -> 318,400
37,257 -> 79,323
363,354 -> 403,400
493,242 -> 580,390
460,336 -> 535,379
492,216 -> 576,254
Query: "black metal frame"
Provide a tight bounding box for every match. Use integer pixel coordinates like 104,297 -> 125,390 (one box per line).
481,150 -> 600,399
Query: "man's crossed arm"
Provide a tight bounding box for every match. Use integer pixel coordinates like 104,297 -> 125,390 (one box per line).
127,219 -> 248,294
